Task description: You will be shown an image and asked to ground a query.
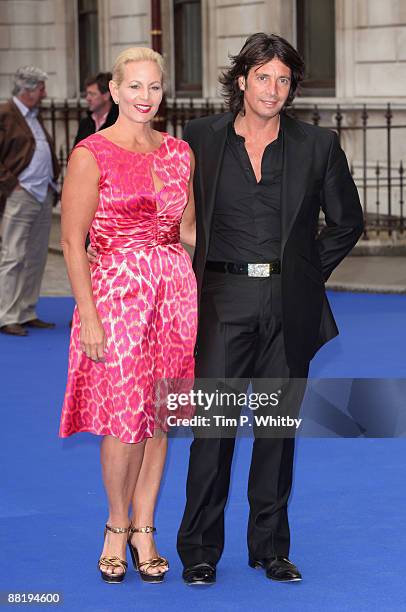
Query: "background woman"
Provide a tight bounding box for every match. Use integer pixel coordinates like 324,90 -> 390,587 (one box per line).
59,47 -> 197,583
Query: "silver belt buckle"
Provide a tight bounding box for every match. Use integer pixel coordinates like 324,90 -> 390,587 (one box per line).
247,263 -> 271,277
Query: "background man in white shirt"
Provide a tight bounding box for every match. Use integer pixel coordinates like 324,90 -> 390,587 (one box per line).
0,66 -> 60,336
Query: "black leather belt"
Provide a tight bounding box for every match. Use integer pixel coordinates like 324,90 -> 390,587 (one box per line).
206,260 -> 281,277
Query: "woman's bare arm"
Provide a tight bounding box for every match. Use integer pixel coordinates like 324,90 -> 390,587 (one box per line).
61,148 -> 106,361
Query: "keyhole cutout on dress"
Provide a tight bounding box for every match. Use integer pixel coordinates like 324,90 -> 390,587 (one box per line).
150,167 -> 166,212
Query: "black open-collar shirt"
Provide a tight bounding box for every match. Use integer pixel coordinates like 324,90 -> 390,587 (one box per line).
207,120 -> 283,263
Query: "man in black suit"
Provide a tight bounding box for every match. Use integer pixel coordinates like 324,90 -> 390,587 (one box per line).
177,33 -> 364,585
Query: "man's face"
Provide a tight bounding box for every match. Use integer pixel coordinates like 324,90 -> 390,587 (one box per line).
20,81 -> 46,109
85,83 -> 111,113
238,57 -> 291,120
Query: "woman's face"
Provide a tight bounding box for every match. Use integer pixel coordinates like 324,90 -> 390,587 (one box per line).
111,60 -> 163,124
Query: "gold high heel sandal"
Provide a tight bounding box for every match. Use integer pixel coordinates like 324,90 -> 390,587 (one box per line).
127,525 -> 169,583
98,524 -> 129,583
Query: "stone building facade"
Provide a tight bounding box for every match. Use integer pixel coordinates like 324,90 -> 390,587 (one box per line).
1,0 -> 405,101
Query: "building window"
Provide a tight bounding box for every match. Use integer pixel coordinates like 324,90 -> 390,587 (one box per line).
78,0 -> 99,92
174,0 -> 202,96
297,0 -> 335,96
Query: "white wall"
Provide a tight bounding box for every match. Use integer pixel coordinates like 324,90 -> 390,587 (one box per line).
101,0 -> 150,71
337,0 -> 406,99
2,0 -> 406,102
0,0 -> 76,99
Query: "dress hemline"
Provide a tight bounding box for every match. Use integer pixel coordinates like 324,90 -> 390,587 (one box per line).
58,427 -> 155,444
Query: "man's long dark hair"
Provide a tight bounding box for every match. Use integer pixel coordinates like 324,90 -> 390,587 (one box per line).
219,33 -> 305,115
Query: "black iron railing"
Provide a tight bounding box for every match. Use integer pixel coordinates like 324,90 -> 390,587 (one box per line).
290,103 -> 405,238
39,99 -> 405,238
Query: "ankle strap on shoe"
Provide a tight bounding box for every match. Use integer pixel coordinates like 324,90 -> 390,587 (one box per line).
129,525 -> 156,534
105,524 -> 130,534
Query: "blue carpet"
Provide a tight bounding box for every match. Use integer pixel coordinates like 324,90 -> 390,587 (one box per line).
1,294 -> 405,611
310,292 -> 406,377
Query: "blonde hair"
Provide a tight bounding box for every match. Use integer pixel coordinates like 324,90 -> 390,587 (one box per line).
112,47 -> 165,86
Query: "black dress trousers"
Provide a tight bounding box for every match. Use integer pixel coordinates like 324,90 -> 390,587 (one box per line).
177,269 -> 309,567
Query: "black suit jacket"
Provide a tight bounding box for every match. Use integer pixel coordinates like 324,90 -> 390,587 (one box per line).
73,103 -> 118,146
183,112 -> 364,367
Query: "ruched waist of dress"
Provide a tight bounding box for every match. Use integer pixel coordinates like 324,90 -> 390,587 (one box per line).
91,224 -> 180,254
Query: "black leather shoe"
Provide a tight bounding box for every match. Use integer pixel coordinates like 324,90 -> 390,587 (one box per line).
182,563 -> 216,586
249,556 -> 302,582
0,323 -> 28,336
24,318 -> 55,329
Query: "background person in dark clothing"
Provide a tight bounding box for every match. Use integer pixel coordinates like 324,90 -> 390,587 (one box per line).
74,72 -> 118,146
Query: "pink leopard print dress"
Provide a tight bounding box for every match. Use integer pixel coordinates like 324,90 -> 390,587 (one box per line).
59,132 -> 197,443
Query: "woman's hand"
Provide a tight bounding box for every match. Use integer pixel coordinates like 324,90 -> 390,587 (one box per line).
87,244 -> 98,265
80,314 -> 107,362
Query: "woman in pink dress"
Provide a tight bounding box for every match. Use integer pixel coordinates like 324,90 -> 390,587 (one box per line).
59,47 -> 197,583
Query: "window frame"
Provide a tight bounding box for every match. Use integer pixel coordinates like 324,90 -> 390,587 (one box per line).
77,0 -> 100,94
174,0 -> 203,97
296,0 -> 336,97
